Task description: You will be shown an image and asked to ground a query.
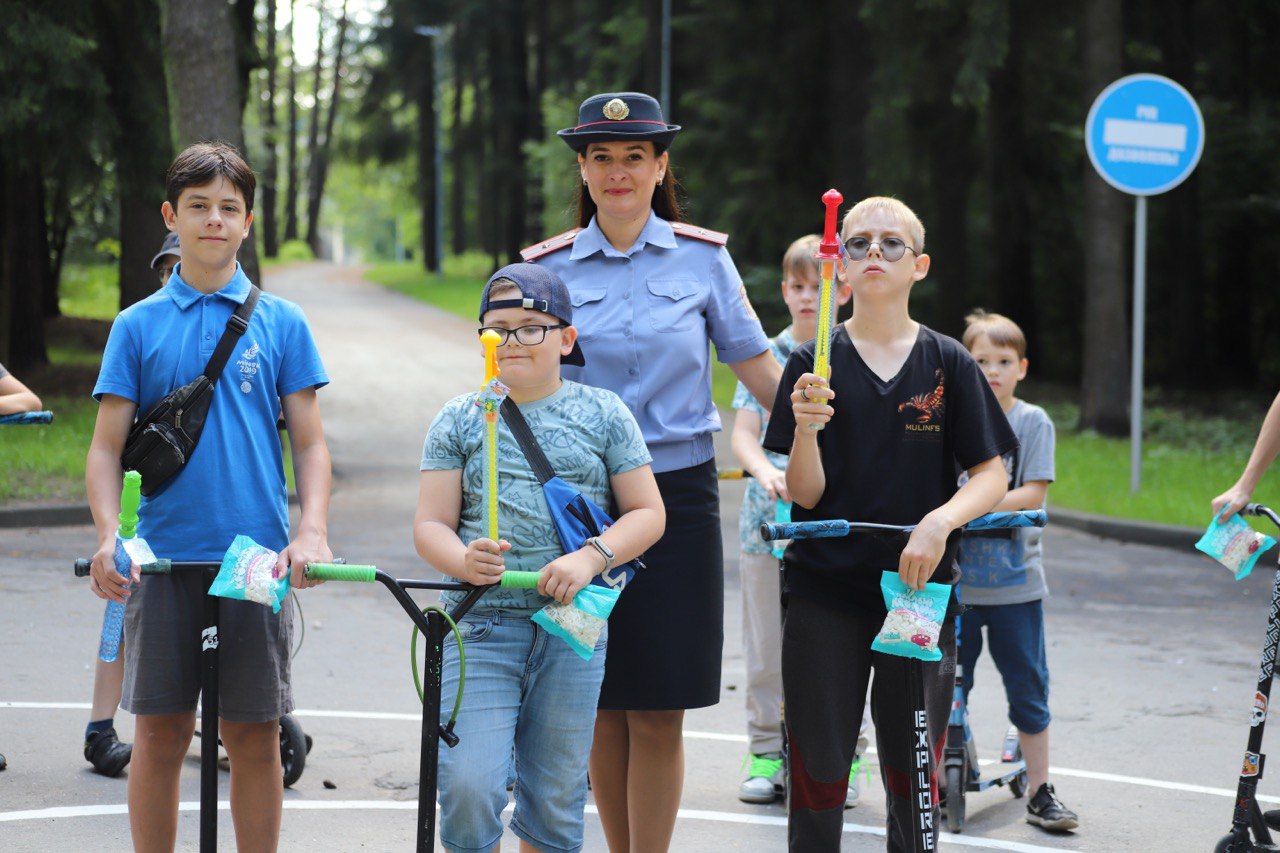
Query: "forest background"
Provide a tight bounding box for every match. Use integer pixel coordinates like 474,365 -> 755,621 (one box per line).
1,0 -> 1278,443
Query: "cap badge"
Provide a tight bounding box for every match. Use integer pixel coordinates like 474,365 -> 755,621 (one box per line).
602,98 -> 630,121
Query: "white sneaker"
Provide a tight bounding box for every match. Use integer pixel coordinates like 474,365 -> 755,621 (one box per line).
846,755 -> 868,808
739,753 -> 785,804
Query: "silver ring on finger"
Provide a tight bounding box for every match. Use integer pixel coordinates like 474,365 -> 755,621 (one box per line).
800,386 -> 812,402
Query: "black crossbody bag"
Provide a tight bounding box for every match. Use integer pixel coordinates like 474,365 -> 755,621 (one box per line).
122,287 -> 260,496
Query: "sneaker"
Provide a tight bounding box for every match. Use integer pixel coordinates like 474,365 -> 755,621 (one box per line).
84,727 -> 132,777
846,755 -> 869,808
1025,783 -> 1079,831
739,752 -> 785,804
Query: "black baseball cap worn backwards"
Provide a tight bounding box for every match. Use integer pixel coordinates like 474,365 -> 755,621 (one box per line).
478,263 -> 586,366
557,92 -> 681,152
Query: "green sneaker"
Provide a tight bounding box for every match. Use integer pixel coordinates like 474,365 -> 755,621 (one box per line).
739,752 -> 785,804
846,755 -> 871,808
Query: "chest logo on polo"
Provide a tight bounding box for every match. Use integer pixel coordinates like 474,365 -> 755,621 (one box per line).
237,341 -> 261,394
899,369 -> 945,432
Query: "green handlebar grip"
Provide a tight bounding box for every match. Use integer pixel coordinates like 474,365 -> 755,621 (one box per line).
499,570 -> 542,589
142,559 -> 172,574
305,563 -> 377,582
118,471 -> 142,539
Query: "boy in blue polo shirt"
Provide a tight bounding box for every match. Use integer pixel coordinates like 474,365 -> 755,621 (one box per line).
86,142 -> 332,850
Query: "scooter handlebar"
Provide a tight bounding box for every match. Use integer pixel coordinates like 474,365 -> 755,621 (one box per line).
499,570 -> 541,589
306,563 -> 376,583
74,558 -> 173,577
760,509 -> 1047,542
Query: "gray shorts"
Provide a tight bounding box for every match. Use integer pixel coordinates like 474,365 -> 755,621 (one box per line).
122,570 -> 294,722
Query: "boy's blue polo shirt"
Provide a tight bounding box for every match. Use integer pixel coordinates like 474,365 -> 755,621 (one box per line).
94,263 -> 328,560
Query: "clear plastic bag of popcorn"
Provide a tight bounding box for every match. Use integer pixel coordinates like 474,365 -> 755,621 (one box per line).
1196,509 -> 1277,581
872,572 -> 951,662
210,535 -> 291,613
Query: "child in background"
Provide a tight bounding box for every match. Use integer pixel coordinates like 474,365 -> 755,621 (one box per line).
0,362 -> 42,415
764,197 -> 1016,851
732,235 -> 867,807
414,263 -> 664,853
956,310 -> 1078,832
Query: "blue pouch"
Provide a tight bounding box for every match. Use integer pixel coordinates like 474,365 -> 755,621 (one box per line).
531,583 -> 622,660
210,535 -> 291,613
872,572 -> 951,662
1196,509 -> 1277,581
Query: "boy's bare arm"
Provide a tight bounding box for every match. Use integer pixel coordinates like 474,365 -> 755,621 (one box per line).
899,455 -> 1008,590
413,468 -> 509,586
995,480 -> 1048,513
0,373 -> 42,415
85,395 -> 138,602
281,388 -> 333,589
731,408 -> 789,502
540,464 -> 666,604
1214,389 -> 1280,518
729,350 -> 784,410
785,371 -> 833,508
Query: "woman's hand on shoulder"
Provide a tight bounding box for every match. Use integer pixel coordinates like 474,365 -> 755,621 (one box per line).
539,549 -> 599,605
790,372 -> 834,434
462,538 -> 510,586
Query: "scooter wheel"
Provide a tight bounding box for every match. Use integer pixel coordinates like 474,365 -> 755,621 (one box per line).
280,714 -> 307,788
946,765 -> 966,833
1010,767 -> 1028,799
1215,829 -> 1254,853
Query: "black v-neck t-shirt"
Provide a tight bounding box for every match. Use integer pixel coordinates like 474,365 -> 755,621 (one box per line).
763,323 -> 1018,612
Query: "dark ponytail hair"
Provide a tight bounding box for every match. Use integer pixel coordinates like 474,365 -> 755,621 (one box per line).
574,146 -> 683,228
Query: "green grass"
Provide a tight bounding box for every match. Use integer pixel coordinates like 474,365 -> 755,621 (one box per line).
0,394 -> 99,503
59,263 -> 120,320
365,252 -> 493,319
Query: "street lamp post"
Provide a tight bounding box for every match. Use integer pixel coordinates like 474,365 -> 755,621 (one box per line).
413,25 -> 445,278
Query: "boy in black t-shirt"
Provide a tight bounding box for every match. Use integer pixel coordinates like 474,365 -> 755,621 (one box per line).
763,196 -> 1017,852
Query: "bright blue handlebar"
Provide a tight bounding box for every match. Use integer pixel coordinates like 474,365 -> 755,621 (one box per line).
760,509 -> 1047,543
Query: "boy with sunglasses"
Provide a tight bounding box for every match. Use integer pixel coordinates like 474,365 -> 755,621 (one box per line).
763,197 -> 1017,851
414,263 -> 664,853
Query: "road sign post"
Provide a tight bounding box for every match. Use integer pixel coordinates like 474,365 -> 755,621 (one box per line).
1085,73 -> 1204,493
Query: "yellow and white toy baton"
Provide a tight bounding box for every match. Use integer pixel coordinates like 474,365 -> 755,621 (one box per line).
475,330 -> 509,542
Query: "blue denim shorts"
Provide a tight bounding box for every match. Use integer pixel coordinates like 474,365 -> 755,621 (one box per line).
438,608 -> 606,853
958,599 -> 1050,734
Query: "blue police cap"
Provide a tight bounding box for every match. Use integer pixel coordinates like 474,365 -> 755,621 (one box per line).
556,92 -> 681,152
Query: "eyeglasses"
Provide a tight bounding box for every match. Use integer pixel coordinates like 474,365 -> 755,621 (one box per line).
477,324 -> 565,346
157,265 -> 176,285
843,236 -> 917,263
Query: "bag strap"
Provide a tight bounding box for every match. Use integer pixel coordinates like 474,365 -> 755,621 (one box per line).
203,286 -> 261,383
500,396 -> 556,484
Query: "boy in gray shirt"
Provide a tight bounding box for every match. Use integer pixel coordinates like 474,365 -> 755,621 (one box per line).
956,310 -> 1078,832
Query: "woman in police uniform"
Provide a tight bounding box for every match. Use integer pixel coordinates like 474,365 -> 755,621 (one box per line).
525,91 -> 782,851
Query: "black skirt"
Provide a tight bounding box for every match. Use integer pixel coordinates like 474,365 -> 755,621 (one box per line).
598,459 -> 723,710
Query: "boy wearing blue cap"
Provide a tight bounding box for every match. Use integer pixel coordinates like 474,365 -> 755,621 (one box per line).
414,263 -> 665,853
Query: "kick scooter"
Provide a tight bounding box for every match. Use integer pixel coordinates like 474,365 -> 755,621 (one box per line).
1217,503 -> 1280,853
762,509 -> 1047,853
300,562 -> 544,853
73,557 -> 313,851
939,586 -> 1028,833
1,410 -> 55,770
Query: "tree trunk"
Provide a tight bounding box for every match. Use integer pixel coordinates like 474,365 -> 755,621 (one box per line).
449,40 -> 467,256
2,156 -> 50,371
418,34 -> 438,272
283,0 -> 300,244
306,0 -> 348,258
97,0 -> 172,311
162,0 -> 260,284
303,4 -> 327,255
488,0 -> 530,260
1078,0 -> 1130,435
262,0 -> 279,258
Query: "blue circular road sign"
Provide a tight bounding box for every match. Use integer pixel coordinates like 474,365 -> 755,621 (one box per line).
1085,73 -> 1205,196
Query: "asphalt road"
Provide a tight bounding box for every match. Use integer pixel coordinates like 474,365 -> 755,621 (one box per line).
1,262 -> 1271,851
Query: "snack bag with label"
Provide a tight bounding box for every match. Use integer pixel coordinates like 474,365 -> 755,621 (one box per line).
210,534 -> 291,613
1196,509 -> 1277,581
872,572 -> 951,662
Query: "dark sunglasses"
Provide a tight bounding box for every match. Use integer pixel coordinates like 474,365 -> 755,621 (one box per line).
843,236 -> 917,263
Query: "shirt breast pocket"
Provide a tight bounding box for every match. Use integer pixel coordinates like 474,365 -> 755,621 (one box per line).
570,286 -> 609,341
646,276 -> 702,333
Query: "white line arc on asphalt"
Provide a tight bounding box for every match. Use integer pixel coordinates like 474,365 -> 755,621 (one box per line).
0,801 -> 1072,851
3,702 -> 1267,806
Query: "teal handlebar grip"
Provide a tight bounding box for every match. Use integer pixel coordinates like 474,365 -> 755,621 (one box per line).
499,570 -> 542,588
306,563 -> 377,582
143,559 -> 172,574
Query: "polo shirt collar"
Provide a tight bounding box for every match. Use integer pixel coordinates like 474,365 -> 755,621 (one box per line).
165,262 -> 254,310
570,211 -> 676,260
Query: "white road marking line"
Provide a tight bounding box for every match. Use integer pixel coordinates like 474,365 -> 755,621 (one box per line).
0,801 -> 1071,850
5,703 -> 1268,806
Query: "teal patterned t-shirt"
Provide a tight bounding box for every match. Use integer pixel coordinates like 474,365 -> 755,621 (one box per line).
731,327 -> 797,555
420,379 -> 652,611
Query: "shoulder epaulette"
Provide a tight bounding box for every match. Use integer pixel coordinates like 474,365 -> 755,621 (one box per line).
670,221 -> 729,246
520,228 -> 583,261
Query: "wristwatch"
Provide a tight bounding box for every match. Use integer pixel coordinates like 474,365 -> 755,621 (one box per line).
584,537 -> 614,572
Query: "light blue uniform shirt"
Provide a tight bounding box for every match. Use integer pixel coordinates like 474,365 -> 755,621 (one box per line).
535,212 -> 770,473
94,263 -> 329,560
